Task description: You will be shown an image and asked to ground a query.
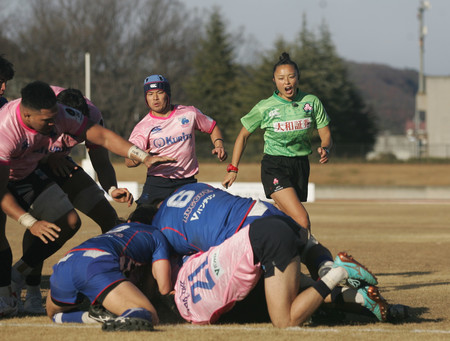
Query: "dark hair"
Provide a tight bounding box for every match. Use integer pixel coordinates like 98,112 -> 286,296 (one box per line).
21,81 -> 57,110
128,204 -> 159,225
0,55 -> 14,81
272,52 -> 300,79
57,88 -> 90,116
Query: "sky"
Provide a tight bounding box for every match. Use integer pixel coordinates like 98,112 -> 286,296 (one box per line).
182,0 -> 449,76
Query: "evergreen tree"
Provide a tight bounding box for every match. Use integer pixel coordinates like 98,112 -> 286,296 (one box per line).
182,8 -> 239,157
292,20 -> 378,156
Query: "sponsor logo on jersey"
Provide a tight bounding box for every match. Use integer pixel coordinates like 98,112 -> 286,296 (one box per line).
151,126 -> 162,134
268,108 -> 281,119
211,249 -> 223,279
179,116 -> 190,127
178,280 -> 191,313
153,132 -> 192,149
182,189 -> 214,223
303,103 -> 313,113
190,194 -> 215,221
272,118 -> 311,132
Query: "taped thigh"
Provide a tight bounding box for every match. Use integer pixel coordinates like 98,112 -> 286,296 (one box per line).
29,183 -> 74,222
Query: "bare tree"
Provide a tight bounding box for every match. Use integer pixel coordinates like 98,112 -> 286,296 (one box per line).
3,0 -> 201,137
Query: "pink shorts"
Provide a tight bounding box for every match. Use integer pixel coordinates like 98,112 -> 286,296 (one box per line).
174,226 -> 262,324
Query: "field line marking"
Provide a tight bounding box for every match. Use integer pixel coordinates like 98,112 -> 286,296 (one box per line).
1,322 -> 449,334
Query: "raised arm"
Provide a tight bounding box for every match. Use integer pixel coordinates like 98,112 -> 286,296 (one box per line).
83,122 -> 176,169
88,147 -> 133,206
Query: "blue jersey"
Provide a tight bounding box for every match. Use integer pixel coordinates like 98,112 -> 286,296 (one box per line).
69,222 -> 170,273
152,183 -> 259,255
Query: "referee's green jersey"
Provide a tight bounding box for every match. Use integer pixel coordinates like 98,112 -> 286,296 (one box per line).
241,90 -> 330,157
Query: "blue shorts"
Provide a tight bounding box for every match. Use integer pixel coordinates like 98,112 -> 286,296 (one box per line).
50,250 -> 126,306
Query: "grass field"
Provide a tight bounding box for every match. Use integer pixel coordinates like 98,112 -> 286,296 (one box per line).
2,162 -> 450,340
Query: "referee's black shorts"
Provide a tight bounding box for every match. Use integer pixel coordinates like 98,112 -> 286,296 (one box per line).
260,154 -> 310,201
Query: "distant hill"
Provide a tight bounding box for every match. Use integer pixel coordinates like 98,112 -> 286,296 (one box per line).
346,61 -> 418,135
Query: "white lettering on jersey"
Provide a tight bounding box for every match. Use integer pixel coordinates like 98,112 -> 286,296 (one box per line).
189,194 -> 215,222
211,249 -> 223,279
57,253 -> 73,264
273,118 -> 311,132
167,190 -> 196,208
83,250 -> 110,258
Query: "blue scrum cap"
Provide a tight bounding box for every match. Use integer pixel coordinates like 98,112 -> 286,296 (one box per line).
143,75 -> 171,100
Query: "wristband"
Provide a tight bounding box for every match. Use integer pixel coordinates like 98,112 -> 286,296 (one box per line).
127,145 -> 150,163
18,212 -> 38,229
214,138 -> 224,145
322,147 -> 330,154
108,186 -> 117,197
227,164 -> 239,173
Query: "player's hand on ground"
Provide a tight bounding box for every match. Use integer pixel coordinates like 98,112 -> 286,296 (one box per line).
212,146 -> 228,162
29,220 -> 61,244
110,187 -> 134,207
222,172 -> 237,189
143,155 -> 177,168
47,154 -> 78,177
317,147 -> 330,164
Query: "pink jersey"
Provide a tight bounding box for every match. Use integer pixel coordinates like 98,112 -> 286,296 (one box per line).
0,98 -> 88,180
51,86 -> 104,155
174,226 -> 262,324
129,105 -> 216,179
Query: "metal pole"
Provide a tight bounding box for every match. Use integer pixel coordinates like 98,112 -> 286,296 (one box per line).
415,1 -> 430,158
85,52 -> 91,99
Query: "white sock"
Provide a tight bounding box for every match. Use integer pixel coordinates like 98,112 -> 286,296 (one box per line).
318,260 -> 334,278
321,267 -> 347,290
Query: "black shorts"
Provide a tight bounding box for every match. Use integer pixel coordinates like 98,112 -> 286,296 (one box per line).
138,176 -> 197,205
7,169 -> 55,210
248,215 -> 308,278
38,157 -> 110,214
260,154 -> 310,201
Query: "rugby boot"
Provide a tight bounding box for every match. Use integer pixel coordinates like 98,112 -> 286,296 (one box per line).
333,252 -> 378,288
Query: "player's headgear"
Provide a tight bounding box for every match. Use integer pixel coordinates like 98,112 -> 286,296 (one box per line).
143,75 -> 171,105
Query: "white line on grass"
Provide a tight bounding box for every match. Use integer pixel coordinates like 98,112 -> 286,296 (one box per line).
1,322 -> 449,334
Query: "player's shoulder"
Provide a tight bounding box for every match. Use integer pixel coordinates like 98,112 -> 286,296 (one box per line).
173,104 -> 202,115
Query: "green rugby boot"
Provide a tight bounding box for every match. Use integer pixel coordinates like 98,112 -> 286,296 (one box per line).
333,252 -> 378,288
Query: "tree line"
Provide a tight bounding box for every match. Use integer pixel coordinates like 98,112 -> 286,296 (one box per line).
1,0 -> 377,159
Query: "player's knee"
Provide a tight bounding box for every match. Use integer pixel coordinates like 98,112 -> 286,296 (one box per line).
66,210 -> 81,230
54,211 -> 81,245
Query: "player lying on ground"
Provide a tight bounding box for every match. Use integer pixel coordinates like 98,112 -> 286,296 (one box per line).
128,183 -> 389,324
46,211 -> 172,331
150,211 -> 387,326
149,182 -> 335,280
